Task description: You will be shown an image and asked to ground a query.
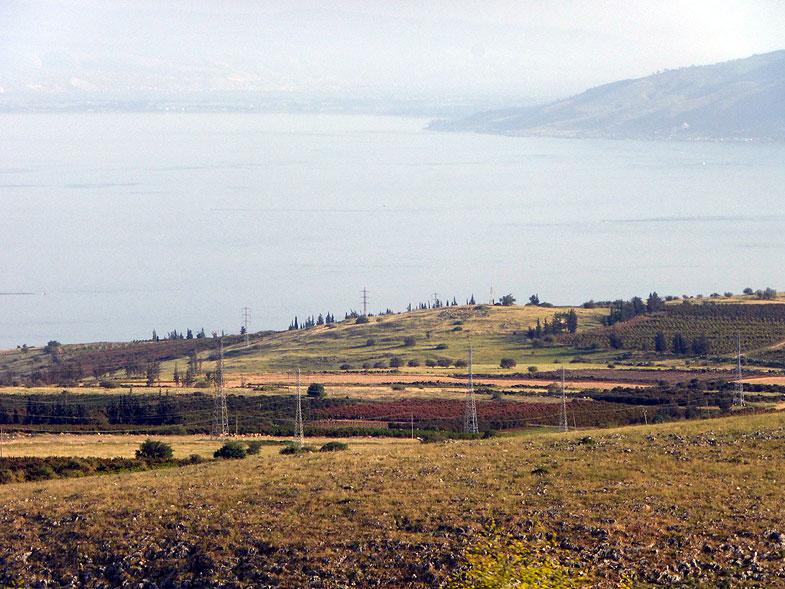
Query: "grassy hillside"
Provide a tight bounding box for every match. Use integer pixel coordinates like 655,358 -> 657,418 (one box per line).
0,412 -> 783,587
0,304 -> 611,385
230,304 -> 608,373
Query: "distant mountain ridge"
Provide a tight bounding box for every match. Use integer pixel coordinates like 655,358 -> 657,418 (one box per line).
430,51 -> 785,141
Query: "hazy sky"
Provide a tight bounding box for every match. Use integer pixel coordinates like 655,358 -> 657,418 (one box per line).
2,0 -> 783,105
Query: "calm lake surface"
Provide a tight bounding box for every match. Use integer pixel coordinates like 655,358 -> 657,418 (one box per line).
1,112 -> 784,348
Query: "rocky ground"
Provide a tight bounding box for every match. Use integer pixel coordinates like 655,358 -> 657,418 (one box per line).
0,414 -> 783,587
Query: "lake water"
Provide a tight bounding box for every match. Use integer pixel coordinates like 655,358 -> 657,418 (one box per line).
1,112 -> 784,348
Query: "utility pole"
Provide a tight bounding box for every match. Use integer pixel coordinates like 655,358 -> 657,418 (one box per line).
411,414 -> 414,439
242,307 -> 251,348
559,366 -> 568,433
361,287 -> 369,316
464,342 -> 478,434
211,338 -> 228,438
733,332 -> 745,407
489,287 -> 494,305
294,368 -> 304,448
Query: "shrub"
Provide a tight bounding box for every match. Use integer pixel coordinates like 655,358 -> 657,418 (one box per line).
500,358 -> 517,369
280,444 -> 313,455
51,458 -> 89,474
320,441 -> 348,452
307,383 -> 326,398
373,360 -> 388,369
425,359 -> 437,367
355,315 -> 370,324
452,326 -> 463,331
392,384 -> 406,391
389,357 -> 404,368
366,338 -> 376,347
403,336 -> 416,347
187,454 -> 205,464
136,439 -> 174,463
25,464 -> 55,481
482,429 -> 499,439
407,358 -> 420,367
453,530 -> 587,588
99,380 -> 119,388
339,363 -> 353,370
435,343 -> 448,350
454,359 -> 468,368
214,441 -> 247,459
245,440 -> 264,455
528,365 -> 539,373
436,357 -> 453,367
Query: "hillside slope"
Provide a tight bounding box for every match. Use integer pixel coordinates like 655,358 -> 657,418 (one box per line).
431,50 -> 785,141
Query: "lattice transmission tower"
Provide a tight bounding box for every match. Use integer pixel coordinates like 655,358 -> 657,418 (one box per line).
211,338 -> 228,438
361,287 -> 369,316
732,333 -> 745,407
294,369 -> 304,447
242,307 -> 251,348
559,366 -> 568,432
464,342 -> 478,434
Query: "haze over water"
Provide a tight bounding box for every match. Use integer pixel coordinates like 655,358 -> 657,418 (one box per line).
1,112 -> 784,348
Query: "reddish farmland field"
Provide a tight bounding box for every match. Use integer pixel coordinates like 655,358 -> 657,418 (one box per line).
315,399 -> 645,429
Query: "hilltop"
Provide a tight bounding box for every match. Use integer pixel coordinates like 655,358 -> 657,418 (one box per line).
5,290 -> 785,388
430,51 -> 785,141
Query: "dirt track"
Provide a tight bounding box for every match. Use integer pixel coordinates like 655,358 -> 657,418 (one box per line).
228,372 -> 645,390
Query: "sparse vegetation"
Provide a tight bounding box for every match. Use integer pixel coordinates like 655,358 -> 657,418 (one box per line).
135,439 -> 173,463
214,441 -> 247,459
307,382 -> 326,398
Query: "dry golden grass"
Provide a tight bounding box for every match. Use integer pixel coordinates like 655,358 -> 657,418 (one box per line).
1,412 -> 784,586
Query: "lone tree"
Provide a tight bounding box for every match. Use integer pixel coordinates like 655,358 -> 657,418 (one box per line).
136,439 -> 173,463
500,294 -> 516,306
566,309 -> 578,333
654,332 -> 668,353
500,358 -> 517,369
307,383 -> 326,398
